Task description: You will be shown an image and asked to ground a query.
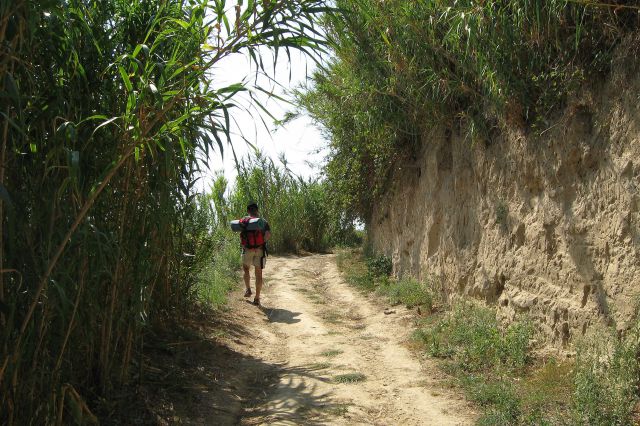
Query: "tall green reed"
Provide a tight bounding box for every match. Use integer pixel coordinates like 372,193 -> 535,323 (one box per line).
214,152 -> 356,254
0,0 -> 329,423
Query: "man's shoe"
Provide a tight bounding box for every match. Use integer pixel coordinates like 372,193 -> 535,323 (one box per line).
244,289 -> 252,297
252,298 -> 260,306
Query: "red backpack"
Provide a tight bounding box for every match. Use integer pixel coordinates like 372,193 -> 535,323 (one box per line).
239,217 -> 265,249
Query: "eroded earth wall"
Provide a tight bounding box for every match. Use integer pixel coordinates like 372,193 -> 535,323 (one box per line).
368,53 -> 640,346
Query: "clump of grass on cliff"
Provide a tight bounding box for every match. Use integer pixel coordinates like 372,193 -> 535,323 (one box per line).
378,277 -> 433,311
413,304 -> 574,424
573,324 -> 640,425
416,303 -> 533,372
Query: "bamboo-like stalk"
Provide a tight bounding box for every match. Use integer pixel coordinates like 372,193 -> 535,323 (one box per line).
2,0 -> 331,421
15,86 -> 194,368
0,4 -> 18,324
12,143 -> 137,361
0,101 -> 8,315
53,253 -> 87,373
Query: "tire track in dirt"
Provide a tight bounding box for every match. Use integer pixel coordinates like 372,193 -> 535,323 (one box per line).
238,254 -> 476,425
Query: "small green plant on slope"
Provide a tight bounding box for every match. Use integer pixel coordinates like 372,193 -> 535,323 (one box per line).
573,324 -> 640,425
334,372 -> 366,384
366,254 -> 393,277
414,303 -> 541,424
337,248 -> 434,310
495,202 -> 509,230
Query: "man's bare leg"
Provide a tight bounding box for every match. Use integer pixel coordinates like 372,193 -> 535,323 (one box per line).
243,265 -> 251,296
254,266 -> 263,302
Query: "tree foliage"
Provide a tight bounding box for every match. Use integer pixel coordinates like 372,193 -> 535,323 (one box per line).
301,0 -> 638,220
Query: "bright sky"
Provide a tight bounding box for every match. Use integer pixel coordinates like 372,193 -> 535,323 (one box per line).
197,47 -> 328,193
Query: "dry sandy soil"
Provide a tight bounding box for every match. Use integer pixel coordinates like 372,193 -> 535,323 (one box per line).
145,254 -> 476,425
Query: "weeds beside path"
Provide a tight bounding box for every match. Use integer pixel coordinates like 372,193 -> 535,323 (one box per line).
336,248 -> 640,425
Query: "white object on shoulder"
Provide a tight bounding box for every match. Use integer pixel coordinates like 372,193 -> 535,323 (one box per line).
230,217 -> 261,232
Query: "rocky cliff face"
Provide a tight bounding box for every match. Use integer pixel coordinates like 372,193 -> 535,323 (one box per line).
368,52 -> 640,347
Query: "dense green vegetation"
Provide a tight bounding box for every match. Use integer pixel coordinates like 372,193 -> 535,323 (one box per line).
301,0 -> 639,219
192,207 -> 239,310
313,2 -> 640,423
211,152 -> 360,255
337,249 -> 640,425
0,0 -> 329,423
573,325 -> 640,425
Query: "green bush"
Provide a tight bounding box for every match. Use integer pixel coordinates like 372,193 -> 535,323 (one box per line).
195,228 -> 240,309
378,277 -> 433,310
462,376 -> 521,423
366,254 -> 393,277
345,268 -> 378,292
416,303 -> 533,373
501,320 -> 534,370
573,326 -> 640,425
336,248 -> 379,291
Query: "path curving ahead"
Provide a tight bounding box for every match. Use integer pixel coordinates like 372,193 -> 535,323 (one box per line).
237,254 -> 475,426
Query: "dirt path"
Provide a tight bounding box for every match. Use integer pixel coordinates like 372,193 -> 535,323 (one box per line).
234,254 -> 476,425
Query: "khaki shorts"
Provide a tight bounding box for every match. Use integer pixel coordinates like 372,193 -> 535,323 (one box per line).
242,248 -> 265,269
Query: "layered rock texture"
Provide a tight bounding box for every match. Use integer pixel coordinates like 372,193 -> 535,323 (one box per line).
368,52 -> 640,346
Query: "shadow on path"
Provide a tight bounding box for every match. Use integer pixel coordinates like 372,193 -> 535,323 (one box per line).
258,304 -> 302,324
240,362 -> 337,426
125,304 -> 339,425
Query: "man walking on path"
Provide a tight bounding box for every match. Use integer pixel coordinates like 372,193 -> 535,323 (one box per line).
240,202 -> 270,306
